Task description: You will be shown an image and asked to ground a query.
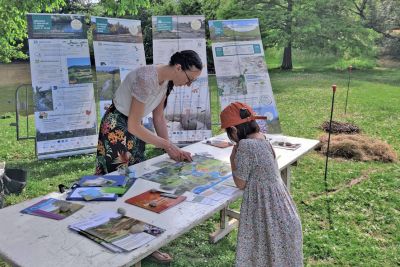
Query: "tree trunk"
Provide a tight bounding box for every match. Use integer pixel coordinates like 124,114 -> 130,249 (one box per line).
281,45 -> 293,70
281,0 -> 293,70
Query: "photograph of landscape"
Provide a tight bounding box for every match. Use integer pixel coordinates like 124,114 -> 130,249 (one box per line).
92,18 -> 143,43
67,57 -> 92,84
209,19 -> 261,43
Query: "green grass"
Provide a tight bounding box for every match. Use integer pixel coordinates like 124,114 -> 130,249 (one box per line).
0,63 -> 399,266
265,48 -> 377,70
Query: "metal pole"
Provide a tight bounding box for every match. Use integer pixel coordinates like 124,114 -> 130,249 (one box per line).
26,85 -> 29,136
344,65 -> 352,114
324,84 -> 336,229
15,85 -> 20,140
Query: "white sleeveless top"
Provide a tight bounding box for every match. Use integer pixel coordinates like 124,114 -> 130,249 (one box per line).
113,65 -> 168,117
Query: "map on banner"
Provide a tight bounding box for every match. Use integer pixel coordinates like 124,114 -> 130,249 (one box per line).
27,13 -> 97,159
152,15 -> 212,143
209,19 -> 282,133
138,154 -> 232,195
91,17 -> 146,118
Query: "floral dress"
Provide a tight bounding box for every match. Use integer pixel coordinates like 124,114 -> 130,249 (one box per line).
233,138 -> 303,267
95,66 -> 167,174
95,104 -> 146,174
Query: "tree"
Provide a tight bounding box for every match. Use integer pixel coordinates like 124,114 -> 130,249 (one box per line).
0,0 -> 66,63
99,0 -> 150,16
0,0 -> 151,63
217,0 -> 380,69
351,0 -> 400,58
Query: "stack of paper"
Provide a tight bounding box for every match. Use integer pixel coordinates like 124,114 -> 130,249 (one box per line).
67,175 -> 137,201
69,211 -> 165,253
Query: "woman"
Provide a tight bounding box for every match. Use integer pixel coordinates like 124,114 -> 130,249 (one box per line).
95,50 -> 203,175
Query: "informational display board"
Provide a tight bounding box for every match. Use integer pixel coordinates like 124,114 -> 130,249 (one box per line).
209,19 -> 282,133
27,13 -> 98,159
91,17 -> 146,118
152,15 -> 212,144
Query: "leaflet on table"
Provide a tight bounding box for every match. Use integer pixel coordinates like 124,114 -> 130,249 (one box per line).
66,187 -> 118,201
91,17 -> 146,118
200,190 -> 228,201
185,194 -> 218,206
21,198 -> 83,220
69,211 -> 165,252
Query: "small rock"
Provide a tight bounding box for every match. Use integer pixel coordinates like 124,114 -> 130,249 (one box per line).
129,222 -> 145,234
149,201 -> 158,207
59,203 -> 71,213
117,207 -> 126,216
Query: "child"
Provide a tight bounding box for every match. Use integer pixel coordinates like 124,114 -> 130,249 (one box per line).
220,102 -> 303,267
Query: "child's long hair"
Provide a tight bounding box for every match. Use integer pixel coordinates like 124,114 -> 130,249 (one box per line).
164,50 -> 203,108
226,108 -> 260,142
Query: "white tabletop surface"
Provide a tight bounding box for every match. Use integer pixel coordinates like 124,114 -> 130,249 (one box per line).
0,134 -> 319,267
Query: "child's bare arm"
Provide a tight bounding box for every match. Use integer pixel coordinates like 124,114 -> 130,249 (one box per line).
230,145 -> 247,190
232,174 -> 246,190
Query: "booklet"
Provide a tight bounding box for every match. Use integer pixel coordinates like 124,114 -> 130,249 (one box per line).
66,187 -> 118,201
77,175 -> 128,187
271,141 -> 301,150
69,211 -> 165,252
125,190 -> 186,213
203,137 -> 233,148
75,175 -> 136,196
21,198 -> 83,220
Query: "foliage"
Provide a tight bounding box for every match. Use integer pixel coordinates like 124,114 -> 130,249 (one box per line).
218,0 -> 381,59
0,0 -> 66,63
99,0 -> 150,17
351,0 -> 400,58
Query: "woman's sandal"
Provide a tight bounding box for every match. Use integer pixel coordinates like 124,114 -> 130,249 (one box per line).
150,250 -> 173,264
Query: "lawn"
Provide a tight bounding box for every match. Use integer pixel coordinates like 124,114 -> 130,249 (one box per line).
0,59 -> 399,266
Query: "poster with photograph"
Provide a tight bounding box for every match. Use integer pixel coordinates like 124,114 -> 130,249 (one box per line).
152,15 -> 212,144
209,19 -> 282,133
91,17 -> 146,117
27,13 -> 97,159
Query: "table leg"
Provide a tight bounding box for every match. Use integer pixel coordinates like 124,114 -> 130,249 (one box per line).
280,166 -> 292,192
209,207 -> 239,243
134,261 -> 141,267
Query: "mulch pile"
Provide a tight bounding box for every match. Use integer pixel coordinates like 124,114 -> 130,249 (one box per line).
320,121 -> 361,134
316,134 -> 398,162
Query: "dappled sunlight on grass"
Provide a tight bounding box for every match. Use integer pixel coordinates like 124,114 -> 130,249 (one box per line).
0,64 -> 399,266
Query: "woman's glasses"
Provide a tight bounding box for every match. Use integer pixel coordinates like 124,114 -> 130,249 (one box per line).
183,70 -> 197,85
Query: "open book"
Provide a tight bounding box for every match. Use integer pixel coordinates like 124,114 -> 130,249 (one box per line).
69,211 -> 165,252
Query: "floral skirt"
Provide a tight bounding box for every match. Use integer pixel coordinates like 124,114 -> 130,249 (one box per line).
95,104 -> 145,175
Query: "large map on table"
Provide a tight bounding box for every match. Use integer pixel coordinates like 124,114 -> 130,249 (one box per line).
139,154 -> 232,195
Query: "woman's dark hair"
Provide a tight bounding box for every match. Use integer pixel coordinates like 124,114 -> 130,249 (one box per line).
226,108 -> 260,142
164,50 -> 203,108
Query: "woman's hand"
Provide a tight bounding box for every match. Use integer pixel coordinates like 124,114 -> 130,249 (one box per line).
165,143 -> 193,162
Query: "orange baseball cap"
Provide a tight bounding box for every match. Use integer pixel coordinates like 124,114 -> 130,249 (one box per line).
220,102 -> 268,129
